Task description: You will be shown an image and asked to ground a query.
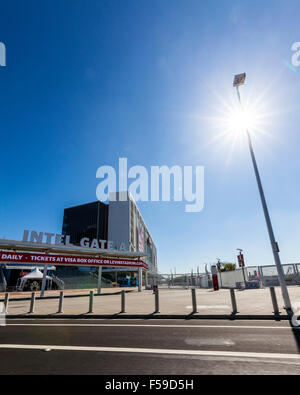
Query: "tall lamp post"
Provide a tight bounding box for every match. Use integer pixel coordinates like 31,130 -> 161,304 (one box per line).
233,73 -> 292,313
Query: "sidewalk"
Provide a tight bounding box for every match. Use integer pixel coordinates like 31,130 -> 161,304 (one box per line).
2,286 -> 300,319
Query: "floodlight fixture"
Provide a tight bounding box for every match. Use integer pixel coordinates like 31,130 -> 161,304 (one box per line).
233,73 -> 246,87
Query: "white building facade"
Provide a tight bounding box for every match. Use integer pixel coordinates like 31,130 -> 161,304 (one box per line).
108,192 -> 157,273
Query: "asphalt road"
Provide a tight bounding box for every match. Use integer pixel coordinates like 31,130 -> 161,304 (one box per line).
1,319 -> 300,375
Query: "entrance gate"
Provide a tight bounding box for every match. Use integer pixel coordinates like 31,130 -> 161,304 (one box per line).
0,239 -> 148,296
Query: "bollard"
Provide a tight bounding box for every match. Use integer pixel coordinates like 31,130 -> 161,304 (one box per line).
89,290 -> 94,313
154,289 -> 159,313
29,292 -> 36,314
3,293 -> 9,314
97,266 -> 102,295
58,291 -> 64,314
191,288 -> 197,313
138,267 -> 143,292
230,289 -> 238,314
121,290 -> 125,313
270,287 -> 280,315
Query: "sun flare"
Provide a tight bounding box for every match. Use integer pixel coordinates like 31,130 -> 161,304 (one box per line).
209,100 -> 266,148
200,85 -> 277,165
225,107 -> 256,135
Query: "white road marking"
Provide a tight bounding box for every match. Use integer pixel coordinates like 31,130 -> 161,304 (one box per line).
185,338 -> 235,346
2,323 -> 297,329
0,344 -> 299,360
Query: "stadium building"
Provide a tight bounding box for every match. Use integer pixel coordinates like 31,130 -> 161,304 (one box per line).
57,192 -> 157,288
0,192 -> 156,291
62,192 -> 157,273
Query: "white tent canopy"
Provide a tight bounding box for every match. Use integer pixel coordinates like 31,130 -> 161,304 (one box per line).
16,268 -> 52,291
22,268 -> 52,280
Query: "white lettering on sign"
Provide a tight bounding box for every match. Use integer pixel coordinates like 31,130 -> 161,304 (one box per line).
22,230 -> 128,251
0,252 -> 148,269
80,237 -> 89,248
1,254 -> 23,261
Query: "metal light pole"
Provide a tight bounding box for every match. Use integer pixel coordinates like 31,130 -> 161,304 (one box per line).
233,73 -> 292,313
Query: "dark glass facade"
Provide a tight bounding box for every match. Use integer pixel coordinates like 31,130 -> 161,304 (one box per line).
62,201 -> 109,245
60,201 -> 127,288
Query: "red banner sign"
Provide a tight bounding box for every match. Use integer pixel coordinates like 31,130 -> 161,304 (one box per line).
0,251 -> 148,270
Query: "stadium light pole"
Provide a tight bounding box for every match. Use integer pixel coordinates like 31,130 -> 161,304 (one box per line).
233,73 -> 292,313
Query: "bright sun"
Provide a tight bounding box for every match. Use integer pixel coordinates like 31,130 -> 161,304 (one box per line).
211,101 -> 262,146
201,86 -> 275,165
225,107 -> 256,136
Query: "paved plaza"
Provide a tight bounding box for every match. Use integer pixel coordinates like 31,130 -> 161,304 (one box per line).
2,286 -> 300,317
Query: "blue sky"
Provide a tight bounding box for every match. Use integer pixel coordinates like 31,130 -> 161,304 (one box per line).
1,0 -> 300,273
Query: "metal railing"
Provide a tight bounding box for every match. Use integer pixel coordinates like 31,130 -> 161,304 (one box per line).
147,263 -> 300,290
0,286 -> 290,318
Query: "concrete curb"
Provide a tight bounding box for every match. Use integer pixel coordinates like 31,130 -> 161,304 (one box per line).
5,313 -> 291,320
